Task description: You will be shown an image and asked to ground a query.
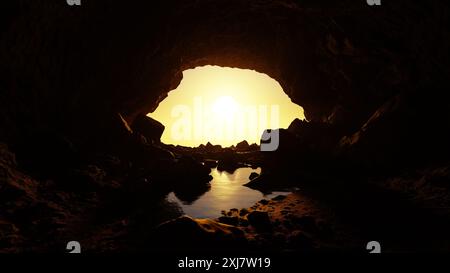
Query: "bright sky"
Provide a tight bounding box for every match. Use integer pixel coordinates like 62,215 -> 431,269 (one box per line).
148,65 -> 304,147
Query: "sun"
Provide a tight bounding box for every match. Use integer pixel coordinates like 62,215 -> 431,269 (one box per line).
147,65 -> 305,147
212,96 -> 238,118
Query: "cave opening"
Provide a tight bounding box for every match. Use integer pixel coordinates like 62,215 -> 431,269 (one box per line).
147,65 -> 305,148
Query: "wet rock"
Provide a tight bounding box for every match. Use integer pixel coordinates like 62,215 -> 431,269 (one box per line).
239,218 -> 249,227
217,149 -> 241,172
239,208 -> 249,216
272,195 -> 287,201
203,159 -> 218,168
247,211 -> 272,232
339,93 -> 450,173
172,156 -> 212,184
218,216 -> 239,226
173,182 -> 211,205
244,173 -> 284,194
249,172 -> 259,180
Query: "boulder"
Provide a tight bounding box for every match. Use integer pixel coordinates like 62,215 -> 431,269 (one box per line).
218,216 -> 239,226
249,172 -> 259,180
247,211 -> 272,232
235,140 -> 249,152
203,159 -> 218,168
217,150 -> 241,172
339,93 -> 450,174
131,114 -> 164,143
154,216 -> 247,250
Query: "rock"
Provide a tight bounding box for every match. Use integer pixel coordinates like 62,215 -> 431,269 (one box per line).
239,218 -> 249,227
247,211 -> 272,232
218,216 -> 239,226
272,195 -> 287,201
249,172 -> 259,180
13,132 -> 79,178
239,208 -> 249,216
339,93 -> 450,173
173,156 -> 212,181
131,114 -> 165,143
154,216 -> 247,250
244,173 -> 270,190
168,156 -> 213,203
173,182 -> 211,205
203,159 -> 218,168
248,143 -> 260,151
287,118 -> 306,136
235,140 -> 249,152
61,165 -> 107,192
291,216 -> 317,233
287,230 -> 314,250
205,142 -> 222,153
217,150 -> 241,172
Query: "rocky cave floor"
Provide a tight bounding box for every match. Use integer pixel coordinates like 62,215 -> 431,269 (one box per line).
2,136 -> 450,254
2,0 -> 450,255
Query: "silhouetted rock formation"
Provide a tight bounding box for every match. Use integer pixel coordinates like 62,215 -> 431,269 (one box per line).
249,172 -> 259,180
131,114 -> 164,143
339,93 -> 450,174
217,150 -> 243,173
236,140 -> 249,151
154,216 -> 247,250
247,211 -> 272,232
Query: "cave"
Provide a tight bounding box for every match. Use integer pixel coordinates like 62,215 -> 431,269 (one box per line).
1,0 -> 450,257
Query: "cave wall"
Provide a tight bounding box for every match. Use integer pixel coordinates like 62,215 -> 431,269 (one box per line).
1,0 -> 450,169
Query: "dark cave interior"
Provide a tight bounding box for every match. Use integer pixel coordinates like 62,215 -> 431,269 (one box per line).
1,0 -> 450,253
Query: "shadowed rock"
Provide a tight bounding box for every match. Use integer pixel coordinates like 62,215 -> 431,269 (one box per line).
131,114 -> 164,143
235,140 -> 249,152
247,211 -> 272,232
249,172 -> 259,180
154,216 -> 247,250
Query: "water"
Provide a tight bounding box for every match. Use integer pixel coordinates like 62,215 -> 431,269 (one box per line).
167,167 -> 291,219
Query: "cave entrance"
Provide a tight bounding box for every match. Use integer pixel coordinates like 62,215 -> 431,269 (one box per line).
148,65 -> 305,148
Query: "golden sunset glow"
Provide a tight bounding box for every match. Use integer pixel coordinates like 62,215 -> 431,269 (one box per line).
148,65 -> 305,147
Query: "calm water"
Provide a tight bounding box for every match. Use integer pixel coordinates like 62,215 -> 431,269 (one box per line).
167,167 -> 291,219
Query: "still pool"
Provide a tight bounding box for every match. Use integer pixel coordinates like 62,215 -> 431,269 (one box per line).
167,167 -> 291,219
